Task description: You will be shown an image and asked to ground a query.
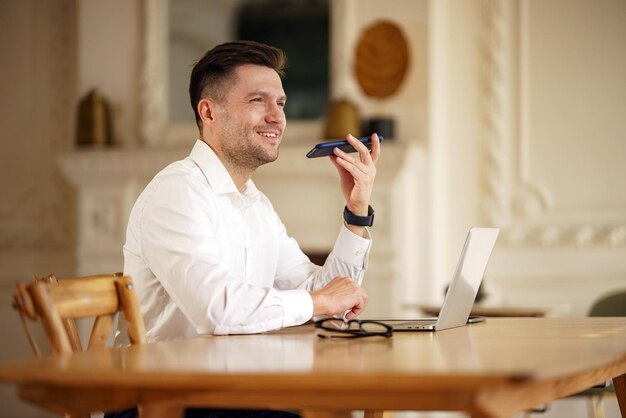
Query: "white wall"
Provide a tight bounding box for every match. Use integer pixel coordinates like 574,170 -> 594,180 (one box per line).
78,0 -> 141,145
428,0 -> 626,312
492,0 -> 624,316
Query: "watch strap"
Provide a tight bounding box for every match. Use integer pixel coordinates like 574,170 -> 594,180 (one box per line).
343,205 -> 375,227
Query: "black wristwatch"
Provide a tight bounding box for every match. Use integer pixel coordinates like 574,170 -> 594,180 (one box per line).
343,205 -> 375,227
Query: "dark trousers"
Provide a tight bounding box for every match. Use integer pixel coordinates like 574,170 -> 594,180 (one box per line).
104,408 -> 301,418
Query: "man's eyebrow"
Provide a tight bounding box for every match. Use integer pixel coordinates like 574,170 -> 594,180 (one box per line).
245,91 -> 287,101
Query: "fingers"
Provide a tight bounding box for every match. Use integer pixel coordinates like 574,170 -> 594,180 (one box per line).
332,134 -> 380,165
344,311 -> 357,320
332,152 -> 368,179
310,276 -> 368,318
334,276 -> 367,318
346,296 -> 367,318
369,133 -> 381,163
333,135 -> 369,166
348,134 -> 374,164
331,134 -> 380,182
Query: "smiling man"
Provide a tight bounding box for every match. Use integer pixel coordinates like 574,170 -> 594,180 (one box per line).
109,39 -> 380,418
117,40 -> 380,343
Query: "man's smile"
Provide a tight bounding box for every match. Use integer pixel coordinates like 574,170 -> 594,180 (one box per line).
256,129 -> 282,145
257,131 -> 278,138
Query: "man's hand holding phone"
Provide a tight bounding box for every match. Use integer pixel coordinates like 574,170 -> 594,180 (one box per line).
324,134 -> 381,237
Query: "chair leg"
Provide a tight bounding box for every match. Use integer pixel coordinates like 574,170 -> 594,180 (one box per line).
585,393 -> 609,418
595,393 -> 605,418
586,395 -> 596,418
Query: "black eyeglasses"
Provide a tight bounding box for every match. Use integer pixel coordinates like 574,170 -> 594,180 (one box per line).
314,318 -> 393,339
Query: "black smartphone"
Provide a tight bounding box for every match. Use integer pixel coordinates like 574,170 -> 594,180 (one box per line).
306,135 -> 383,158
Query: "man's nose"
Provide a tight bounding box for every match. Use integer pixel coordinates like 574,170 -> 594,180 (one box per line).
265,102 -> 285,124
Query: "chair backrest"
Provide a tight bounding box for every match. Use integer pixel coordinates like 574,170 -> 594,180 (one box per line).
588,290 -> 626,317
13,276 -> 45,357
14,273 -> 146,355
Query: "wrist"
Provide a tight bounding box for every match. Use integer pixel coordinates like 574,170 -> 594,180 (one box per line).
310,291 -> 329,317
346,204 -> 368,217
343,205 -> 375,227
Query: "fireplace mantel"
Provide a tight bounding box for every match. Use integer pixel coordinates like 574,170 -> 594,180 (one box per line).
58,141 -> 427,317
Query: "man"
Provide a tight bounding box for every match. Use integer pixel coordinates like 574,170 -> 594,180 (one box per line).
114,40 -> 380,343
108,39 -> 380,418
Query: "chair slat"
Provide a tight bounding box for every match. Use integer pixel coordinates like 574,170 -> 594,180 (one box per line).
13,282 -> 43,357
88,314 -> 115,350
116,276 -> 148,345
51,277 -> 121,318
29,281 -> 74,354
62,318 -> 83,352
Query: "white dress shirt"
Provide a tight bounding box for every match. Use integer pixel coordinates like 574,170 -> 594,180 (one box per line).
118,140 -> 371,341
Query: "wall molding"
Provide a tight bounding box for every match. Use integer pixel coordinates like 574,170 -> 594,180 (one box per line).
480,0 -> 625,248
481,0 -> 508,227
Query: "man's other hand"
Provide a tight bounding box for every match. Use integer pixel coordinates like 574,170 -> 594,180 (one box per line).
310,276 -> 368,319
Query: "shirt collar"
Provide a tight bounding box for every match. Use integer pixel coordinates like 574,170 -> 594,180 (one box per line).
188,139 -> 260,205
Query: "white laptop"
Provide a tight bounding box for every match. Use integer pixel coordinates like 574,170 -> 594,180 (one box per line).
377,227 -> 499,332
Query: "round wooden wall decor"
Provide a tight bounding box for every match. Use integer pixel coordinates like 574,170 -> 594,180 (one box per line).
355,20 -> 410,99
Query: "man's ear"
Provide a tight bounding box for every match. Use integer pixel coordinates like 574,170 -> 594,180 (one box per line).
197,98 -> 217,125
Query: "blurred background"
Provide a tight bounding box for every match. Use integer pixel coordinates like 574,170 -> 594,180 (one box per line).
0,0 -> 624,417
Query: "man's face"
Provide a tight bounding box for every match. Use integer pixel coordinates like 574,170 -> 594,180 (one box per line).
212,64 -> 287,170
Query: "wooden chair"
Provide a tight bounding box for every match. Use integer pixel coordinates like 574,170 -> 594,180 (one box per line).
12,273 -> 149,417
14,273 -> 147,355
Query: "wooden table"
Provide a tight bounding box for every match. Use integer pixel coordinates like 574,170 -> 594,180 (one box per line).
1,318 -> 625,418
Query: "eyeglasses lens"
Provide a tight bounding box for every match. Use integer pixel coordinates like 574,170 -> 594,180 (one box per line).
321,319 -> 390,336
359,321 -> 389,334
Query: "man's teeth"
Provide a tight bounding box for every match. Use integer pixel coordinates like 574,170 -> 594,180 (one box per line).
258,132 -> 277,138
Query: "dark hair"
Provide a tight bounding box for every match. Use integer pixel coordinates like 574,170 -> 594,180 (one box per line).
189,40 -> 287,129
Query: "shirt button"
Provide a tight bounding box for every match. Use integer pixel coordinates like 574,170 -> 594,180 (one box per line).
355,250 -> 363,257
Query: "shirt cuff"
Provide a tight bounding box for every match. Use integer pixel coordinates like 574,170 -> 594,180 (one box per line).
280,288 -> 314,327
332,224 -> 372,268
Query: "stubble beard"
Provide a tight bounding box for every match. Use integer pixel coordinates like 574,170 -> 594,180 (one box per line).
219,115 -> 281,172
